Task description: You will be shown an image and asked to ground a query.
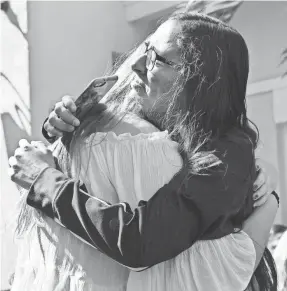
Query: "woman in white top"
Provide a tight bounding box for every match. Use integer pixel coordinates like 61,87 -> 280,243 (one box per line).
9,11 -> 278,291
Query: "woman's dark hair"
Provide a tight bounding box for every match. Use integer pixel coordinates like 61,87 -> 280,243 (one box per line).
155,12 -> 259,173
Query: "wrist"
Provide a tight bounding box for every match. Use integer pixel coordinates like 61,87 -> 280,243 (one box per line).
42,119 -> 57,143
27,167 -> 70,210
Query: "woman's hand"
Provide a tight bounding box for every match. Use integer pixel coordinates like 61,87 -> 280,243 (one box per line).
253,159 -> 278,207
44,95 -> 80,138
44,91 -> 108,138
8,139 -> 56,190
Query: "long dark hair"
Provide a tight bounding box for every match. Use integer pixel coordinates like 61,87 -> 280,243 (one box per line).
162,12 -> 258,168
169,12 -> 277,291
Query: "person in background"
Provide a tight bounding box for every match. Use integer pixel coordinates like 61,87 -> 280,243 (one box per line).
268,224 -> 287,254
270,226 -> 287,291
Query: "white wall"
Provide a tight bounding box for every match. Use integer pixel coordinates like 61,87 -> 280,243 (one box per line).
230,1 -> 287,83
28,1 -> 138,140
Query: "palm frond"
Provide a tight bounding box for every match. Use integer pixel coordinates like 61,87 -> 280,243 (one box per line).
176,0 -> 243,23
1,0 -> 27,40
279,47 -> 287,78
279,53 -> 287,66
280,47 -> 287,64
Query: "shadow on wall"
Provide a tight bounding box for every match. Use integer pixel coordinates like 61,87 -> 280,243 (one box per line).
1,111 -> 30,157
1,71 -> 31,156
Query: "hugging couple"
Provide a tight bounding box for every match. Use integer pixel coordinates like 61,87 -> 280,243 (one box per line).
9,10 -> 279,291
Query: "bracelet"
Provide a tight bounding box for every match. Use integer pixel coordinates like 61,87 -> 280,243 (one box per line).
271,191 -> 280,207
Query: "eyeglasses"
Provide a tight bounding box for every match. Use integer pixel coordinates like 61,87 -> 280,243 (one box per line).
144,42 -> 177,71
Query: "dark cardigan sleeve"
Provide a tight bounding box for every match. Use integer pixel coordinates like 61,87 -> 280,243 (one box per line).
28,132 -> 255,270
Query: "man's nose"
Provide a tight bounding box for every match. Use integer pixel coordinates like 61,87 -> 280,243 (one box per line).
131,54 -> 147,76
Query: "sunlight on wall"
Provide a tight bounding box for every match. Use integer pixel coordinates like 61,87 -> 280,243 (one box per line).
0,1 -> 30,289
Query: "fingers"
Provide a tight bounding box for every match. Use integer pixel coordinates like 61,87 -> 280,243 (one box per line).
8,156 -> 19,182
18,139 -> 31,151
14,147 -> 23,158
44,93 -> 107,138
45,96 -> 80,137
48,111 -> 75,132
31,141 -> 47,152
44,121 -> 63,138
253,184 -> 269,207
9,140 -> 31,171
253,168 -> 265,191
253,174 -> 272,207
253,167 -> 272,208
8,156 -> 18,168
62,95 -> 77,113
8,167 -> 16,179
254,196 -> 268,208
253,181 -> 267,200
54,100 -> 80,126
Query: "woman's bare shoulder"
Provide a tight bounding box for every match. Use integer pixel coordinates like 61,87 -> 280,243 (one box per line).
111,114 -> 160,136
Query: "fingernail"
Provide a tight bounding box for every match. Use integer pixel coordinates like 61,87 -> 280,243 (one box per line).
73,119 -> 80,126
253,184 -> 258,191
253,194 -> 258,200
